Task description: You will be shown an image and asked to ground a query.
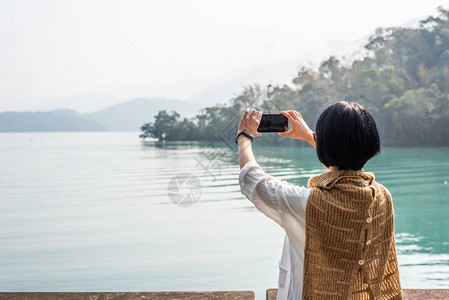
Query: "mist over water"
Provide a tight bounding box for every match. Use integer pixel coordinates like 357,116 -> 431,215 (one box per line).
0,132 -> 448,298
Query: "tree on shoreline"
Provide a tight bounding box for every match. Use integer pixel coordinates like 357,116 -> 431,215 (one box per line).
139,110 -> 180,141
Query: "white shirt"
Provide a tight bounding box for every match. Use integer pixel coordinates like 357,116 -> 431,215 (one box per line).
239,161 -> 311,300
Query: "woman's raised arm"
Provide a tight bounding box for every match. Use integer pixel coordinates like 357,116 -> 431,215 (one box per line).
236,109 -> 263,169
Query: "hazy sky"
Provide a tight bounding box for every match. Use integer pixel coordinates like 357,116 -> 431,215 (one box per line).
0,0 -> 445,112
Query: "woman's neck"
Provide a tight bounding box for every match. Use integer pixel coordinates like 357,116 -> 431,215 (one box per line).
327,166 -> 362,172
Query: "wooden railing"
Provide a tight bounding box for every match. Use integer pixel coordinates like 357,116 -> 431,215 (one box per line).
0,291 -> 254,300
1,289 -> 449,299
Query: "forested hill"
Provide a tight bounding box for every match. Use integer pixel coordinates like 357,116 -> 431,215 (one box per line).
141,7 -> 449,147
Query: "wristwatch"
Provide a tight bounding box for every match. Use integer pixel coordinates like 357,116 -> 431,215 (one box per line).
235,130 -> 254,144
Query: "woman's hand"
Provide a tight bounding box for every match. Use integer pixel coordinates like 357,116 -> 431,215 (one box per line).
279,110 -> 316,147
237,109 -> 263,138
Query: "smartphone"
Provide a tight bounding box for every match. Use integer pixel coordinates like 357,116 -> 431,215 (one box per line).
257,113 -> 288,132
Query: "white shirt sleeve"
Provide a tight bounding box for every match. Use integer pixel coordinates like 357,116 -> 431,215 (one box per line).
239,160 -> 311,227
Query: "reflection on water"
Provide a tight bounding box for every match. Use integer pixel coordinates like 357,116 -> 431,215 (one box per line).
396,233 -> 449,286
0,132 -> 448,298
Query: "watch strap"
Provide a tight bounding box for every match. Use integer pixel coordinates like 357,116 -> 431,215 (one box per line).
235,130 -> 254,144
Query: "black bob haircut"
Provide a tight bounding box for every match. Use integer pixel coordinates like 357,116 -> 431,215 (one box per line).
315,101 -> 381,171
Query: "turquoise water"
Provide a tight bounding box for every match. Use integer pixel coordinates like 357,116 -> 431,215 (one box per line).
0,132 -> 448,298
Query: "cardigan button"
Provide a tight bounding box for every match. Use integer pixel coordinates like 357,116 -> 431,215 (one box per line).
366,240 -> 371,246
366,217 -> 372,223
362,283 -> 369,289
358,259 -> 364,265
364,180 -> 369,186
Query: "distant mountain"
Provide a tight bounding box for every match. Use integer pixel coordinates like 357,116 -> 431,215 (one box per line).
0,98 -> 206,132
32,95 -> 124,114
0,109 -> 104,132
84,97 -> 204,131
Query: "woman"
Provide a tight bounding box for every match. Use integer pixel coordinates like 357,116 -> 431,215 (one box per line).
236,101 -> 402,300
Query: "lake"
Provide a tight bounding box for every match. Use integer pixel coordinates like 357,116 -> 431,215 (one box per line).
0,132 -> 448,299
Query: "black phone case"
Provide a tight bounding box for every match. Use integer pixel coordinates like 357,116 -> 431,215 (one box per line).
257,113 -> 288,132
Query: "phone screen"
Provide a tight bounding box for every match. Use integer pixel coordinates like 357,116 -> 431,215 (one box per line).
257,113 -> 288,132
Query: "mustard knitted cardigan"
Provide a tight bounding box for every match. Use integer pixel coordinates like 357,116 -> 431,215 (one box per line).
302,170 -> 402,300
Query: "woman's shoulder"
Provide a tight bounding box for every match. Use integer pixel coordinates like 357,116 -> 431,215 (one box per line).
373,180 -> 393,197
